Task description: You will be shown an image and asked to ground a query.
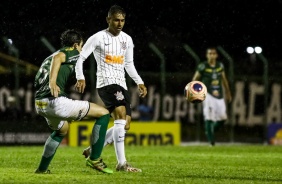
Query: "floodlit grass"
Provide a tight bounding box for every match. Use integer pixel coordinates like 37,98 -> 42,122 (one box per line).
0,145 -> 282,184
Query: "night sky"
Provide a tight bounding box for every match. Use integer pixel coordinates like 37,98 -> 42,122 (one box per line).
1,0 -> 282,74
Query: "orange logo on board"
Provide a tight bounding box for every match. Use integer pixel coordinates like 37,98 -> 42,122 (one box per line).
105,54 -> 124,64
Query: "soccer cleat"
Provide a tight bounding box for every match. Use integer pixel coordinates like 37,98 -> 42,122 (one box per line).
86,157 -> 113,174
82,140 -> 113,158
34,169 -> 51,174
116,162 -> 142,172
210,141 -> 215,146
82,147 -> 91,158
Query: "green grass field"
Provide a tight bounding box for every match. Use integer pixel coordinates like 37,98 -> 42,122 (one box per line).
0,144 -> 282,184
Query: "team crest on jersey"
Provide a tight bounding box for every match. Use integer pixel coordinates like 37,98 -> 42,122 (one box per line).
114,91 -> 125,101
120,41 -> 127,50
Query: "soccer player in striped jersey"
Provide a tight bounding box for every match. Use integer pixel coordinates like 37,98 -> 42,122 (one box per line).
192,47 -> 232,146
75,5 -> 147,172
34,30 -> 113,174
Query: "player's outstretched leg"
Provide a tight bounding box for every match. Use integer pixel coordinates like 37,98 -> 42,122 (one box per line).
205,120 -> 215,146
86,114 -> 113,173
35,122 -> 68,174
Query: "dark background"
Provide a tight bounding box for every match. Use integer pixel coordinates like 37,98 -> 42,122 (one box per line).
1,0 -> 282,144
1,0 -> 282,74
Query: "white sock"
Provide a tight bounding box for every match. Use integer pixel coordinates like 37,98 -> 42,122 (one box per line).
113,119 -> 126,165
86,126 -> 125,152
104,127 -> 114,146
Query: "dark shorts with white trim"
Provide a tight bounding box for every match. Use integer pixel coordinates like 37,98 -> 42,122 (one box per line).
97,84 -> 131,116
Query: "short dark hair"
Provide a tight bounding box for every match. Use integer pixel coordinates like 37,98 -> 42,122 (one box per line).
60,29 -> 83,47
206,47 -> 217,52
108,5 -> 126,17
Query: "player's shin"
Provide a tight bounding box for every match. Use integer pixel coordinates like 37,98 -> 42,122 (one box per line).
83,126 -> 114,158
89,114 -> 110,160
113,119 -> 126,165
205,120 -> 215,145
37,131 -> 64,171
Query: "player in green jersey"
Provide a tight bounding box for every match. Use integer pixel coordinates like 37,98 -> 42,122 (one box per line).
34,29 -> 113,174
192,47 -> 232,146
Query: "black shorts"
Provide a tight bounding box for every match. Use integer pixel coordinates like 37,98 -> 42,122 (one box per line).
97,84 -> 131,116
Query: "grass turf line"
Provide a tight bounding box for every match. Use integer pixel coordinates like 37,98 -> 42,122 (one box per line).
0,145 -> 282,184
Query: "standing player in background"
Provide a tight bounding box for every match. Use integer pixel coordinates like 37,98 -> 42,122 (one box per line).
34,29 -> 112,174
75,5 -> 147,172
192,47 -> 232,146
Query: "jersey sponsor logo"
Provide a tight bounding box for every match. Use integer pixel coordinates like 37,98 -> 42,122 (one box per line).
105,54 -> 124,64
212,90 -> 220,97
104,43 -> 111,46
120,41 -> 127,50
205,68 -> 213,73
216,67 -> 223,72
64,47 -> 74,51
211,80 -> 219,85
204,67 -> 222,73
35,101 -> 48,108
114,91 -> 125,101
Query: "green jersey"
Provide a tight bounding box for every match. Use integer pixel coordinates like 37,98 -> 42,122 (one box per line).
197,61 -> 225,99
34,47 -> 80,100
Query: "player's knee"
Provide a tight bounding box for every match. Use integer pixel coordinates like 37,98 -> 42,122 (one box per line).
87,103 -> 109,118
100,108 -> 109,116
57,122 -> 69,136
96,108 -> 109,118
57,130 -> 67,137
112,106 -> 126,119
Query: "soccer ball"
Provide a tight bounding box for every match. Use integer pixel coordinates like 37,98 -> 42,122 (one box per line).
184,81 -> 207,103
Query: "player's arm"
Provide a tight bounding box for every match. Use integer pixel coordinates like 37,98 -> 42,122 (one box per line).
222,71 -> 232,103
192,63 -> 205,81
49,52 -> 66,97
74,56 -> 87,93
124,60 -> 147,98
124,38 -> 147,98
192,71 -> 201,81
75,35 -> 96,93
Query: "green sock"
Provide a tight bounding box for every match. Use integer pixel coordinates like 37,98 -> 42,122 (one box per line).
38,131 -> 64,171
205,120 -> 214,144
90,114 -> 110,160
214,120 -> 225,132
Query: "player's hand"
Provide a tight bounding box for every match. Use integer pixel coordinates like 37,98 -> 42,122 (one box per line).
125,121 -> 130,131
49,82 -> 60,97
138,84 -> 147,98
75,80 -> 86,93
226,92 -> 232,103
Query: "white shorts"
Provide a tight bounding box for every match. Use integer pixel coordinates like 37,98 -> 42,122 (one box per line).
202,93 -> 227,122
35,97 -> 90,130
